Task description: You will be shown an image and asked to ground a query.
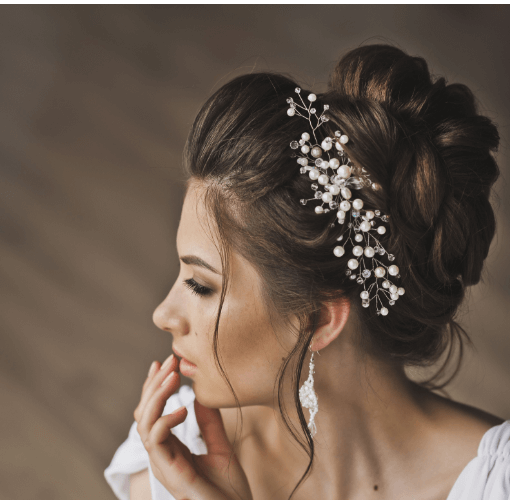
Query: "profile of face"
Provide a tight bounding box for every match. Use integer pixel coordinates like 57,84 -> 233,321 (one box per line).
152,179 -> 297,409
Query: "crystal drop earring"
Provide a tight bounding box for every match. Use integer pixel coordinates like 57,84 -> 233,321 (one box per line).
299,344 -> 319,437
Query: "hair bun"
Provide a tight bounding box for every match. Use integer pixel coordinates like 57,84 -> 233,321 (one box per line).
327,44 -> 500,290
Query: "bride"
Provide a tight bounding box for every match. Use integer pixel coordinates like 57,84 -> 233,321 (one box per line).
105,44 -> 508,500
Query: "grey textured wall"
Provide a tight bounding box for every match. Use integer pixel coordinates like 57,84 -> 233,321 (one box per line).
1,5 -> 509,499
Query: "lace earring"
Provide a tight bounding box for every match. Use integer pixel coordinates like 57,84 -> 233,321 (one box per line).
299,345 -> 320,437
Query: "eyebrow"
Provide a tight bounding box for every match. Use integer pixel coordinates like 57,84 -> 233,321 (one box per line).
180,255 -> 221,275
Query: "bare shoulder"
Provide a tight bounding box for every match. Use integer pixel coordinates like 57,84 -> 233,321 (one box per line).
422,384 -> 506,449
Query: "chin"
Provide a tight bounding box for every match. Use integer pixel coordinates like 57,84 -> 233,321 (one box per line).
192,382 -> 241,409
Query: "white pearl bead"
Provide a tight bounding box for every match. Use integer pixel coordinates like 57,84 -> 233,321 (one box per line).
329,185 -> 340,195
329,158 -> 340,169
340,187 -> 352,199
338,165 -> 351,178
377,226 -> 386,234
335,142 -> 344,151
340,134 -> 349,144
311,146 -> 322,158
301,145 -> 310,154
348,258 -> 359,270
364,246 -> 375,258
360,221 -> 371,232
287,108 -> 296,116
354,234 -> 363,242
389,285 -> 398,294
333,246 -> 345,257
380,307 -> 388,316
365,211 -> 374,219
337,210 -> 346,219
374,267 -> 386,278
318,174 -> 329,185
315,205 -> 324,214
301,132 -> 310,141
321,140 -> 332,151
340,200 -> 351,211
309,169 -> 320,180
321,161 -> 330,169
352,245 -> 363,256
308,93 -> 317,102
322,192 -> 333,203
398,287 -> 405,295
382,280 -> 390,288
352,199 -> 363,210
360,291 -> 369,300
390,292 -> 399,301
388,265 -> 399,276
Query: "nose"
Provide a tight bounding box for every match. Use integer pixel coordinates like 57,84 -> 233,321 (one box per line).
152,287 -> 190,337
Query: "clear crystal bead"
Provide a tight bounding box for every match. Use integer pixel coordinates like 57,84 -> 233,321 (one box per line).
324,208 -> 330,213
388,254 -> 395,261
335,131 -> 342,137
357,277 -> 364,284
295,87 -> 301,93
362,301 -> 370,308
324,104 -> 330,110
348,222 -> 353,228
329,201 -> 338,209
286,97 -> 293,103
315,158 -> 323,167
310,108 -> 316,114
382,215 -> 388,222
352,211 -> 360,217
322,115 -> 329,122
315,191 -> 322,199
337,235 -> 343,241
375,210 -> 381,216
300,167 -> 307,174
299,138 -> 305,146
311,183 -> 318,190
362,270 -> 371,278
290,141 -> 299,149
378,248 -> 385,255
300,199 -> 307,205
396,273 -> 401,278
389,300 -> 395,305
350,274 -> 357,280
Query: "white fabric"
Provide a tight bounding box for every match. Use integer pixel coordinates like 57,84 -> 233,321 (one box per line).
105,384 -> 510,500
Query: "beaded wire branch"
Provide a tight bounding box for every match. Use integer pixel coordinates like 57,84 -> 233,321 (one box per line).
287,87 -> 405,316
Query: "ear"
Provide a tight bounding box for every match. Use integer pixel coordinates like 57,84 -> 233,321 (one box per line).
311,296 -> 351,351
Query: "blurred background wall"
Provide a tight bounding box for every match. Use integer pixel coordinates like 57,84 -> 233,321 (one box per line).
0,5 -> 509,499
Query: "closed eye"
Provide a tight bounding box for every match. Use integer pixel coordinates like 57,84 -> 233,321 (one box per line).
183,278 -> 213,297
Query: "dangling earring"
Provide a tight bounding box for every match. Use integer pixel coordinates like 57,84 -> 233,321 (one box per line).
299,344 -> 319,437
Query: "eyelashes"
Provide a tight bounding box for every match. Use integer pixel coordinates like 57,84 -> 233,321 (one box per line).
183,278 -> 213,297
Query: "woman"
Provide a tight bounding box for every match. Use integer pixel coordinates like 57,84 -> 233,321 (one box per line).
104,44 -> 509,500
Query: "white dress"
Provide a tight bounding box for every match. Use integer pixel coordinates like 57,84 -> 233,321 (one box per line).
104,384 -> 510,500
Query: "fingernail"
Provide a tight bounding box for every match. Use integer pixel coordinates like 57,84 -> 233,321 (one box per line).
161,354 -> 175,370
161,371 -> 177,387
171,405 -> 186,415
147,361 -> 157,378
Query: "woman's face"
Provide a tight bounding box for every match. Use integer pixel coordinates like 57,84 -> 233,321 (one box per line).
152,179 -> 296,408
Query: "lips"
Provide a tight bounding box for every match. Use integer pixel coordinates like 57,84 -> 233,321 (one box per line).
172,346 -> 197,367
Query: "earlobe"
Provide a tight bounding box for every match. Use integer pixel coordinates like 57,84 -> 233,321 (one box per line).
311,296 -> 351,351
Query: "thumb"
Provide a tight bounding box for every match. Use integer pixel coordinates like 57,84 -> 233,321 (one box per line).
194,398 -> 232,455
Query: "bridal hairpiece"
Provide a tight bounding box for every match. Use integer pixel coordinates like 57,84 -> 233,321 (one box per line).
287,87 -> 405,316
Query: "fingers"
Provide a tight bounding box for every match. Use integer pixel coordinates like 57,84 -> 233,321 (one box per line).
150,406 -> 188,445
134,354 -> 179,422
137,369 -> 181,442
194,399 -> 232,456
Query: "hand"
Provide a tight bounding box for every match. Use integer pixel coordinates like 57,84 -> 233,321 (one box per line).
134,355 -> 253,500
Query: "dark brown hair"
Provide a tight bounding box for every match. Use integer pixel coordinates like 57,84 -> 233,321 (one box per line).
183,44 -> 500,499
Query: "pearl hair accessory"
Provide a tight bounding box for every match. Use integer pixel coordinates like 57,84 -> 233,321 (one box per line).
287,87 -> 405,316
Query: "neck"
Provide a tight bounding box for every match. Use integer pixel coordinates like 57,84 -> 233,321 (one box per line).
235,337 -> 443,499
